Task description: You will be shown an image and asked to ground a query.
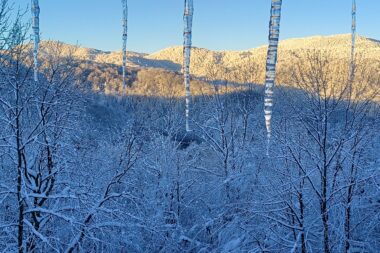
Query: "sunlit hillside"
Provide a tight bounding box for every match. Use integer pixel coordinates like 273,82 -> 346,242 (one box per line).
39,34 -> 379,101
147,34 -> 380,84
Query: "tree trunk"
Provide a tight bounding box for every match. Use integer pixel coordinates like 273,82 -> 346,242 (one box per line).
16,89 -> 24,253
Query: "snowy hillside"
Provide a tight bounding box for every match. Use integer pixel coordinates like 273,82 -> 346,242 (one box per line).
1,39 -> 379,252
0,0 -> 380,252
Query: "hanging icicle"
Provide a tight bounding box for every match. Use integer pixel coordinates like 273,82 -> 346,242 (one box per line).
122,0 -> 128,89
183,0 -> 194,132
349,0 -> 356,84
264,0 -> 282,156
31,0 -> 40,82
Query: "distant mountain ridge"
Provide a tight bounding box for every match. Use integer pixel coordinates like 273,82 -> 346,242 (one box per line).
37,34 -> 379,100
44,34 -> 379,67
146,34 -> 380,80
46,34 -> 380,81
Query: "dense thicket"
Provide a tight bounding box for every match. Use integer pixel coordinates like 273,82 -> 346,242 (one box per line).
0,1 -> 379,252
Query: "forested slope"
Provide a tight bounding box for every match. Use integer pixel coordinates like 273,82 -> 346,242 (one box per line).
0,5 -> 379,251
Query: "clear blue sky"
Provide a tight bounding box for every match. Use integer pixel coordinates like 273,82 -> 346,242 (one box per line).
17,0 -> 380,53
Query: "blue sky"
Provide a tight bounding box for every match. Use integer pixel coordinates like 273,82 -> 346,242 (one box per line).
17,0 -> 380,53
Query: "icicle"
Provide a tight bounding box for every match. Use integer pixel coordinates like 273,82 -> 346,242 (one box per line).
122,0 -> 128,89
183,0 -> 194,132
31,0 -> 40,82
264,0 -> 282,156
349,0 -> 356,84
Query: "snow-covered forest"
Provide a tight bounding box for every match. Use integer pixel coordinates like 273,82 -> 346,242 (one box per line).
0,0 -> 379,252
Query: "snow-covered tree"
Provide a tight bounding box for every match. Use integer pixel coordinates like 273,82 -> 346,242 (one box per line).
276,50 -> 379,253
0,37 -> 79,253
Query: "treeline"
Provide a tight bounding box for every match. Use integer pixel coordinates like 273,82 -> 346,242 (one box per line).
75,61 -> 245,97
